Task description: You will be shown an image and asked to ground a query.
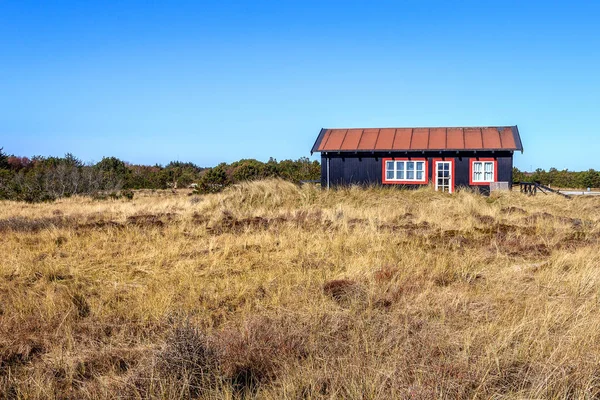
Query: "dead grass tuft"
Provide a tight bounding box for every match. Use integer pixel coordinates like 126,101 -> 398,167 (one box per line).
322,279 -> 367,306
126,212 -> 176,227
147,316 -> 309,396
71,292 -> 91,318
501,206 -> 528,215
0,216 -> 72,233
155,321 -> 220,397
0,316 -> 51,372
216,316 -> 307,393
374,265 -> 398,283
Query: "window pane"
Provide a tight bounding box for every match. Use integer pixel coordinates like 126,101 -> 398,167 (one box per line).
396,170 -> 404,180
416,162 -> 424,171
416,171 -> 423,180
407,162 -> 414,171
407,171 -> 414,180
386,161 -> 394,171
484,162 -> 494,181
484,165 -> 493,180
396,161 -> 404,171
473,162 -> 481,181
386,171 -> 394,180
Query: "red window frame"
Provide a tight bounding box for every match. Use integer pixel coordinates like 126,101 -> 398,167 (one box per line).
432,158 -> 455,193
382,157 -> 429,185
469,158 -> 498,185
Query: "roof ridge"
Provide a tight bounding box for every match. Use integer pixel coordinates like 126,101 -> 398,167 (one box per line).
324,125 -> 516,130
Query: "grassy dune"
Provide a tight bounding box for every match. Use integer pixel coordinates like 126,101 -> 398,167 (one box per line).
1,180 -> 600,399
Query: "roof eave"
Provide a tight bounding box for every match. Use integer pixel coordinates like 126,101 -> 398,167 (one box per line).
310,128 -> 327,155
512,125 -> 524,153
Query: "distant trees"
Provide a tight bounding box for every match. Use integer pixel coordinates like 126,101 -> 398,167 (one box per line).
126,164 -> 164,189
580,169 -> 600,189
0,153 -> 111,202
0,148 -> 10,200
512,167 -> 526,184
95,156 -> 128,191
194,157 -> 321,194
0,148 -> 322,201
0,148 -> 9,170
195,163 -> 228,193
162,161 -> 204,188
513,166 -> 600,189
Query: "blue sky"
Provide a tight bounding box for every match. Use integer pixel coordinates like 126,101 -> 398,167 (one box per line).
1,1 -> 599,170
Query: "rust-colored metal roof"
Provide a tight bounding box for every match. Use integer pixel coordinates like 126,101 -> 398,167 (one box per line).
311,126 -> 523,153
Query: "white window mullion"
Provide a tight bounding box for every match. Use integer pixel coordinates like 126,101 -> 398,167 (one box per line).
472,160 -> 495,182
385,160 -> 426,182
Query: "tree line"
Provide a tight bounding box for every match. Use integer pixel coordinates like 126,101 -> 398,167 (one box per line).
0,147 -> 320,202
513,167 -> 600,189
3,146 -> 596,202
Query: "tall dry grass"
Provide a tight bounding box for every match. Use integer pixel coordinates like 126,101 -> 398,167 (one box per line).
1,180 -> 600,399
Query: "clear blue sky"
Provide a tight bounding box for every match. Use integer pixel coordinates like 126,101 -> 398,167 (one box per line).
1,1 -> 599,170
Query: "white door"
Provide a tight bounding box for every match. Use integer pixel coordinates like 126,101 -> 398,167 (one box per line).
435,161 -> 453,193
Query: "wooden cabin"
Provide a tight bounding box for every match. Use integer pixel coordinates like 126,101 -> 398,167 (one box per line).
311,126 -> 523,193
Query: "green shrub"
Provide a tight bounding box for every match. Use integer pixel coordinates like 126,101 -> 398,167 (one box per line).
121,189 -> 134,200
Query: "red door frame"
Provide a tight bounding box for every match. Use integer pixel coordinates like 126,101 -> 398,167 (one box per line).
432,158 -> 455,193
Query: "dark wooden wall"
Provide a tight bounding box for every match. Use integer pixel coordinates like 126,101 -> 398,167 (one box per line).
320,151 -> 514,193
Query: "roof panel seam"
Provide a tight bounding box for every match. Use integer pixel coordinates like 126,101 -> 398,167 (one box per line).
495,129 -> 501,149
338,129 -> 349,151
320,129 -> 331,151
358,129 -> 365,150
479,128 -> 484,148
498,128 -> 504,148
445,128 -> 448,149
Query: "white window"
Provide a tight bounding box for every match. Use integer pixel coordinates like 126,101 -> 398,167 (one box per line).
472,161 -> 495,182
385,160 -> 426,182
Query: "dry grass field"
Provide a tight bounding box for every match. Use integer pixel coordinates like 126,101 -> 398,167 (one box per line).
1,180 -> 600,399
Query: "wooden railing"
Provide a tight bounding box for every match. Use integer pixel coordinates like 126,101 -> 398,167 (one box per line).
517,182 -> 571,199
